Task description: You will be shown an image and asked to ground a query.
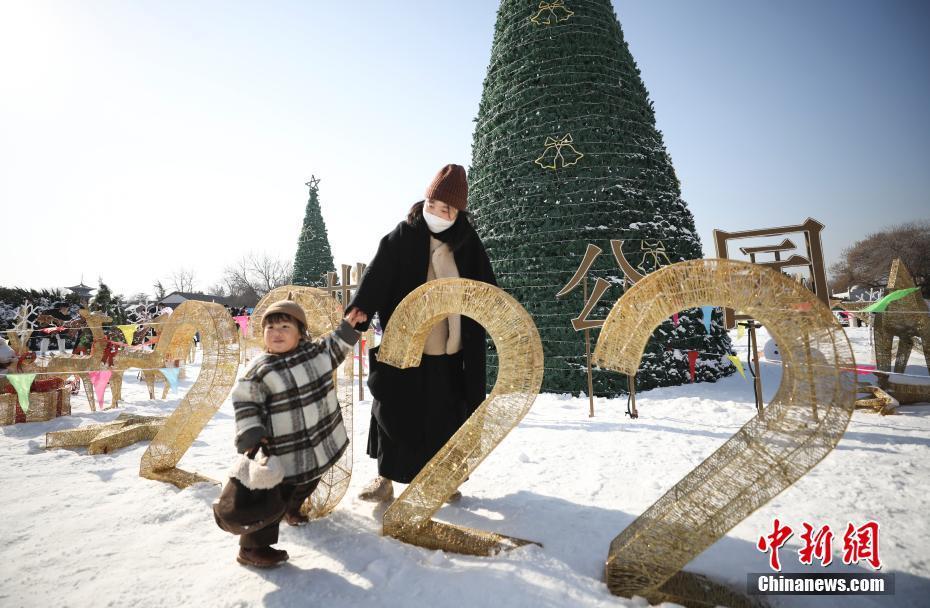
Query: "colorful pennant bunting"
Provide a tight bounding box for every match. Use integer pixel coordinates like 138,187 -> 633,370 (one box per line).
117,324 -> 138,345
688,351 -> 698,382
159,367 -> 181,392
701,306 -> 714,334
89,370 -> 112,407
726,355 -> 746,380
7,373 -> 36,412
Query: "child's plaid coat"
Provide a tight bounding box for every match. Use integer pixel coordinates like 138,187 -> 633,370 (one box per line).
232,321 -> 358,484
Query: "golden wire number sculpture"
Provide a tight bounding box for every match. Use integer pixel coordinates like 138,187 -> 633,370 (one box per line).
592,259 -> 856,605
140,300 -> 240,488
249,286 -> 353,519
379,278 -> 545,555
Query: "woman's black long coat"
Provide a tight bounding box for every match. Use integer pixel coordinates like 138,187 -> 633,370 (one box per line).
347,216 -> 496,482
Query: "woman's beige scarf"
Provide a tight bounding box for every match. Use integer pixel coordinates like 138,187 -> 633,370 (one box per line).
423,237 -> 462,355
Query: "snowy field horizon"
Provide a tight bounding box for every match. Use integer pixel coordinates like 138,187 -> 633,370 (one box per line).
1,326 -> 928,607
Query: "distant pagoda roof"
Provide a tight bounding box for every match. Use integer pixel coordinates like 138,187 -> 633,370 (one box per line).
66,282 -> 95,296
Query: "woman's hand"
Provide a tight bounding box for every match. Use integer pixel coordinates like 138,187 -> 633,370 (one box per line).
345,308 -> 368,328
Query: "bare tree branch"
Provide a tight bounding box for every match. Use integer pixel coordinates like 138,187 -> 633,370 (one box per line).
830,220 -> 930,296
169,268 -> 197,293
222,252 -> 292,298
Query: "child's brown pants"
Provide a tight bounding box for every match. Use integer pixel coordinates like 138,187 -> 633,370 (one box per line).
239,478 -> 320,548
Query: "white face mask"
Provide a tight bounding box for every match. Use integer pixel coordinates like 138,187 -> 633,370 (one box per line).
423,208 -> 456,233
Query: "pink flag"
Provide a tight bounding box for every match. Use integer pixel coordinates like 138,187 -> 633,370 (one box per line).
234,315 -> 249,336
672,313 -> 679,327
89,370 -> 113,408
688,351 -> 699,383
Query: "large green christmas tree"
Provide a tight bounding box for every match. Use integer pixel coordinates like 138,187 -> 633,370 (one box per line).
469,0 -> 733,395
292,176 -> 336,286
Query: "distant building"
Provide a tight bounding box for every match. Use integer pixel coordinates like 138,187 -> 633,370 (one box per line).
158,291 -> 233,309
66,281 -> 95,306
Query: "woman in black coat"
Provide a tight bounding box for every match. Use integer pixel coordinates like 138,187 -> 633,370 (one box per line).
347,164 -> 496,502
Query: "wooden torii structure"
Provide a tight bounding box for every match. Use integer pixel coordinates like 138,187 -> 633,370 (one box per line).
322,263 -> 369,400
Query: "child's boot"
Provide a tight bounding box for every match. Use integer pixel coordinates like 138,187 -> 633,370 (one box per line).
285,509 -> 310,526
237,546 -> 289,568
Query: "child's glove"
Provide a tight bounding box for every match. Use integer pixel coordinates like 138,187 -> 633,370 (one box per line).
236,428 -> 269,454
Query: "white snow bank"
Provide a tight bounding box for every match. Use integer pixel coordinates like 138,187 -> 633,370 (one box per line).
1,327 -> 928,607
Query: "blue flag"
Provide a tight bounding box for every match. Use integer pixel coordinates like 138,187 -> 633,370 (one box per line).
701,306 -> 715,334
159,368 -> 181,392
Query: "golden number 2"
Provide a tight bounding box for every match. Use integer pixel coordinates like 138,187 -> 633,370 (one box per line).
378,278 -> 545,555
140,300 -> 240,488
593,259 -> 856,604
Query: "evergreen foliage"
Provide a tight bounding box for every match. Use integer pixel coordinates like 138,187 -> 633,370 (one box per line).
91,280 -> 128,324
469,0 -> 733,394
293,177 -> 336,286
0,288 -> 80,329
153,280 -> 167,301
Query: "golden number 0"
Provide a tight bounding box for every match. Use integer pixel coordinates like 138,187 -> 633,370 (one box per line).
378,278 -> 545,555
140,300 -> 240,488
593,259 -> 856,604
248,286 -> 353,519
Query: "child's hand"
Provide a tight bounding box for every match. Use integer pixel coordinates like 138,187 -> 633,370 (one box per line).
344,308 -> 368,328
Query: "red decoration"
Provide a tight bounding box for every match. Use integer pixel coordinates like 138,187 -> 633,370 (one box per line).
16,351 -> 36,372
2,377 -> 66,423
101,341 -> 120,367
687,350 -> 698,382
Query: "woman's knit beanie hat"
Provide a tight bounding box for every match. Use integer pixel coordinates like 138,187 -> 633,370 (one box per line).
424,164 -> 468,211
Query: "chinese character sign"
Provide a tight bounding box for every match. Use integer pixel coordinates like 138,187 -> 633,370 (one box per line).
757,519 -> 882,571
713,218 -> 828,328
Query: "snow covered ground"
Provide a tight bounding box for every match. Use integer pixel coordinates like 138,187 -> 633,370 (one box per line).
1,327 -> 928,607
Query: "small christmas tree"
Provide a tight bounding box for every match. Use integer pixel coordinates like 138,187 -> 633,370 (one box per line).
292,176 -> 336,286
91,280 -> 128,324
469,0 -> 733,395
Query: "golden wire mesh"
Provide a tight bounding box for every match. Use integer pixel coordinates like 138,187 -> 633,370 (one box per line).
1,389 -> 70,426
301,356 -> 356,520
379,278 -> 545,555
47,413 -> 165,454
34,310 -> 115,411
873,259 -> 930,377
249,286 -> 352,519
110,349 -> 170,402
139,300 -> 240,488
592,258 -> 855,605
882,379 -> 930,406
855,384 -> 898,415
248,285 -> 344,346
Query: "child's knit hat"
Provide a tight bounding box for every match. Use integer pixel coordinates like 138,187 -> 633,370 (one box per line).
261,299 -> 307,329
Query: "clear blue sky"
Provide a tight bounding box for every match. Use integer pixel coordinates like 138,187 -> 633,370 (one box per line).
1,1 -> 928,297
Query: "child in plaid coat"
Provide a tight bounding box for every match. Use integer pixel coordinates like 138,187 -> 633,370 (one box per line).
232,299 -> 364,568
